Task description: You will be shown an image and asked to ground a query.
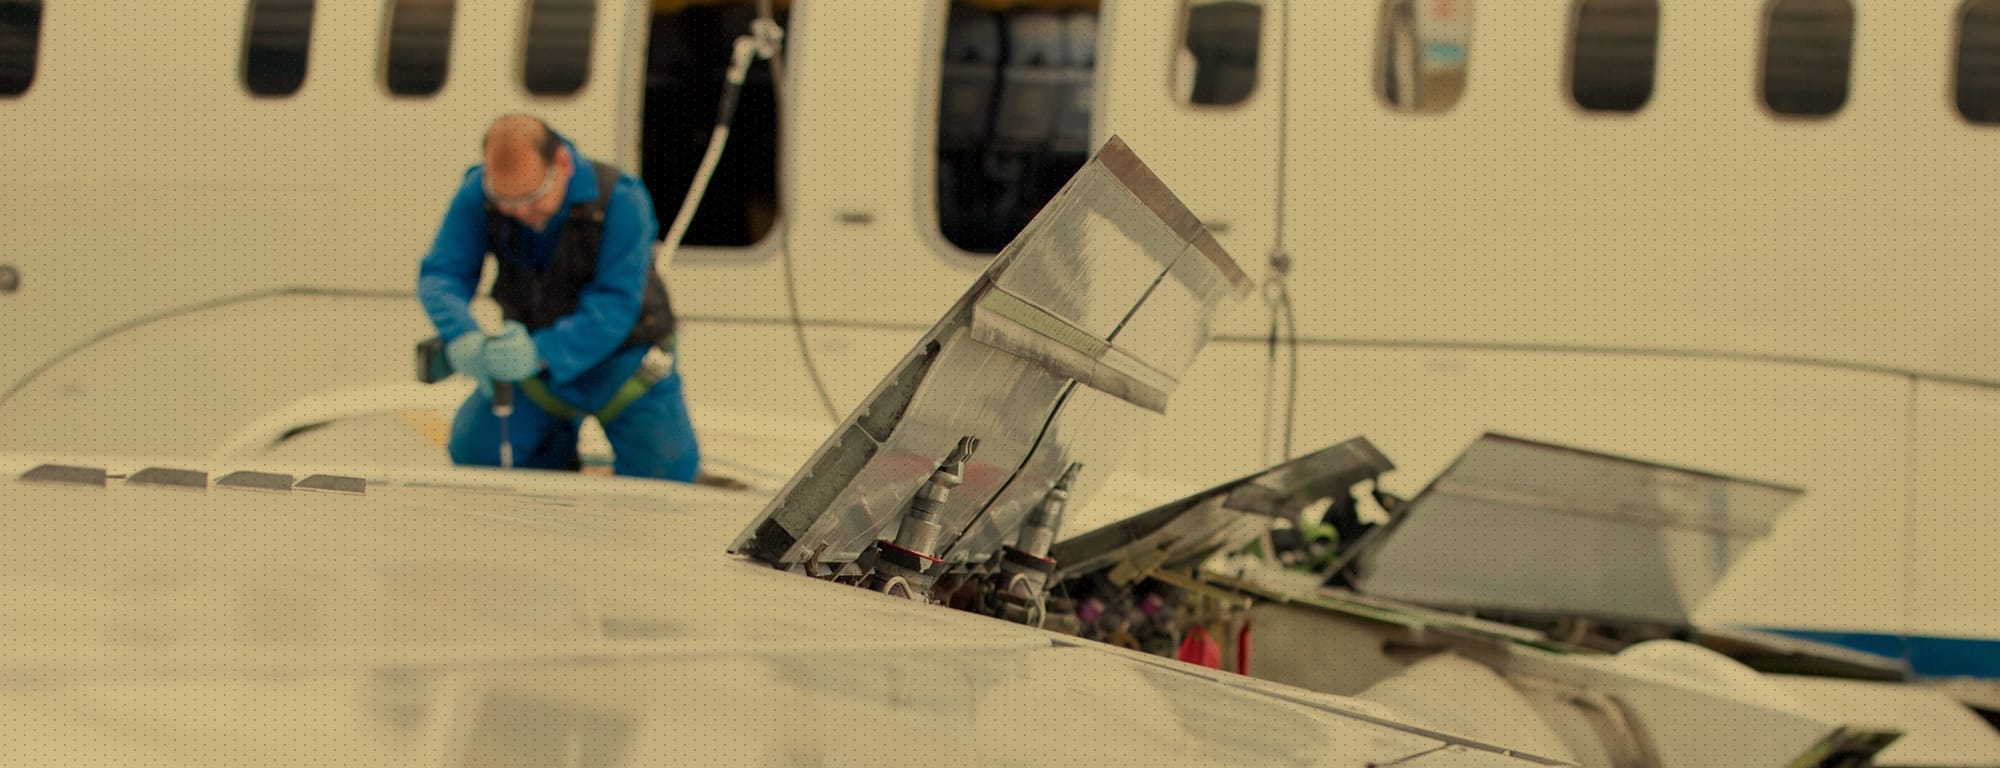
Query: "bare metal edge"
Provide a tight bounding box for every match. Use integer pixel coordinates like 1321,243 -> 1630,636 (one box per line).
1479,432 -> 1806,496
1096,135 -> 1251,296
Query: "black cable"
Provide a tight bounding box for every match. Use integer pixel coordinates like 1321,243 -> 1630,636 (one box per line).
1265,0 -> 1301,463
752,4 -> 840,426
1262,299 -> 1278,467
1281,280 -> 1298,461
1259,277 -> 1300,463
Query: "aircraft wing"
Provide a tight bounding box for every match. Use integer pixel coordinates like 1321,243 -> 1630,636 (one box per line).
0,455 -> 1570,767
0,135 -> 1575,766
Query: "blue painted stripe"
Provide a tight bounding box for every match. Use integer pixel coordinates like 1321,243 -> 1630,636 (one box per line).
1762,628 -> 2000,679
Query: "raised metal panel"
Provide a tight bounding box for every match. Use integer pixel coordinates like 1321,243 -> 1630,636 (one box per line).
1351,433 -> 1802,624
732,137 -> 1247,569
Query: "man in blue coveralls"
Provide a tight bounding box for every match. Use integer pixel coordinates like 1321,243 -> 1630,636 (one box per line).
417,114 -> 699,481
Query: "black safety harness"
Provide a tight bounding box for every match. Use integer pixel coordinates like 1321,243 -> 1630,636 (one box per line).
485,161 -> 677,423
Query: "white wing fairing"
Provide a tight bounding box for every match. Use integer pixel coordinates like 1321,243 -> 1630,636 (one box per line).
731,136 -> 1249,612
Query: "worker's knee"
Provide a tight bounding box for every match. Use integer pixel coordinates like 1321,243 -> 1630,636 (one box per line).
610,432 -> 698,481
447,436 -> 496,467
604,384 -> 699,482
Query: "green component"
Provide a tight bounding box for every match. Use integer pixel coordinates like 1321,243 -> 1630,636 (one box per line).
515,337 -> 676,425
516,376 -> 652,425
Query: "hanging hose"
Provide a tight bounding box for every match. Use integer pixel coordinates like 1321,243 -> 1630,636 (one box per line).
1261,0 -> 1302,465
655,8 -> 841,424
659,19 -> 784,267
1262,253 -> 1299,464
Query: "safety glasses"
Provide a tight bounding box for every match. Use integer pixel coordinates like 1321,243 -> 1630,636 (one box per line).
483,164 -> 559,209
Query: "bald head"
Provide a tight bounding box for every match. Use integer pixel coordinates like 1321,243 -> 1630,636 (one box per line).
481,114 -> 572,231
483,114 -> 560,171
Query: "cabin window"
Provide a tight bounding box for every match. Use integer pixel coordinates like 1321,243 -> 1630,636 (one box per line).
244,0 -> 315,97
385,0 -> 455,96
640,1 -> 784,248
1178,0 -> 1262,106
524,0 -> 594,95
1379,0 -> 1473,113
937,1 -> 1101,254
1570,0 -> 1658,112
1760,0 -> 1852,117
1958,0 -> 2000,124
0,1 -> 40,97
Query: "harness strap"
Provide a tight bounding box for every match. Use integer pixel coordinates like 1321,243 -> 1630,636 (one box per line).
515,378 -> 585,421
509,337 -> 676,425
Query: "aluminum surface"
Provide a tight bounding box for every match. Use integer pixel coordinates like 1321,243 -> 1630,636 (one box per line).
1350,433 -> 1804,624
732,137 -> 1249,568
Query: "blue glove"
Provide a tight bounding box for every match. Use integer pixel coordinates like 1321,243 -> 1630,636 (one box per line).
445,332 -> 493,396
483,320 -> 542,382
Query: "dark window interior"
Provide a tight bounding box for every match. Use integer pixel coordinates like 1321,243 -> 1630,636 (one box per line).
244,0 -> 315,97
525,0 -> 595,96
386,0 -> 455,97
1761,0 -> 1853,116
939,2 -> 1100,254
1184,1 -> 1262,106
0,0 -> 41,97
1958,0 -> 2000,124
1571,0 -> 1659,112
641,2 -> 784,247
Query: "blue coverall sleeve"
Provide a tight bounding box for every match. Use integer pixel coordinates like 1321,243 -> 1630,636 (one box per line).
416,170 -> 490,345
531,176 -> 662,384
